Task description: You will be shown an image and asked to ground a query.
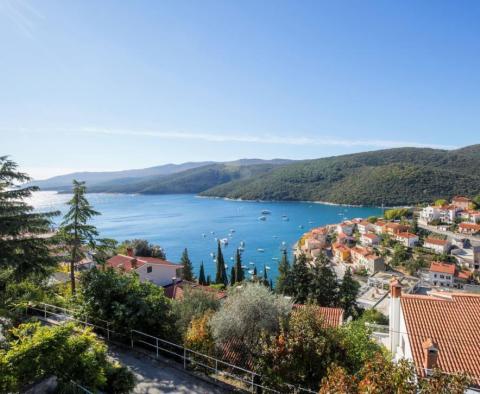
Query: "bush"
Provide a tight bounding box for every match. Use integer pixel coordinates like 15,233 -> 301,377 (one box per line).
79,268 -> 176,339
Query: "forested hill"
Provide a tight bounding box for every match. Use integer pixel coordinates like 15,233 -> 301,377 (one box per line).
200,145 -> 480,206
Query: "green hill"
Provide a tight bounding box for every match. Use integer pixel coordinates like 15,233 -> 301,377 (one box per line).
88,162 -> 288,194
199,145 -> 480,205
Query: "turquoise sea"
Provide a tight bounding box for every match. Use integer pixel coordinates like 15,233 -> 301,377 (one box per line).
30,192 -> 382,282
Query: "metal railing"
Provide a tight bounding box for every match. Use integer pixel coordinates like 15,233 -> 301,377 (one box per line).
26,302 -> 317,394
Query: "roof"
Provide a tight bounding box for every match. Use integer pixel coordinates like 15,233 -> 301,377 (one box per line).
396,232 -> 418,239
452,196 -> 472,203
312,227 -> 328,235
400,293 -> 480,385
362,233 -> 379,240
106,254 -> 181,273
425,237 -> 448,246
294,304 -> 344,328
458,223 -> 480,230
429,261 -> 456,275
351,246 -> 370,256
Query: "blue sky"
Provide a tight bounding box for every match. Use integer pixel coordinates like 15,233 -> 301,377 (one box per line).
1,0 -> 479,179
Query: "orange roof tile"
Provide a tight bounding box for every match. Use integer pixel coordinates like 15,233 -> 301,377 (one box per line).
430,261 -> 456,275
401,293 -> 480,385
425,237 -> 448,246
294,304 -> 344,328
106,254 -> 181,272
396,232 -> 418,239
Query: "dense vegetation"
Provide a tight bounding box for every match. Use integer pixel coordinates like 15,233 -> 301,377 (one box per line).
202,145 -> 480,205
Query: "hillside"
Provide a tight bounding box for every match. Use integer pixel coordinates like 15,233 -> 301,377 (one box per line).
88,162 -> 287,194
200,145 -> 480,205
26,161 -> 214,191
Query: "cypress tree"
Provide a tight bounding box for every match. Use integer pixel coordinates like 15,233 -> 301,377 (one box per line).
230,265 -> 236,286
339,267 -> 360,317
309,257 -> 339,307
180,248 -> 195,281
198,261 -> 206,285
262,264 -> 269,287
234,248 -> 244,283
59,180 -> 100,294
206,275 -> 211,286
276,249 -> 293,295
253,265 -> 257,278
0,156 -> 59,280
214,241 -> 228,286
291,253 -> 311,303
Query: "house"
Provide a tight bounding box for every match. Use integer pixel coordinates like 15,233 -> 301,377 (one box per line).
294,304 -> 344,328
373,220 -> 387,234
452,196 -> 473,210
395,232 -> 419,248
451,244 -> 480,272
420,205 -> 459,224
389,282 -> 480,391
361,232 -> 380,247
423,237 -> 450,254
357,220 -> 374,235
106,249 -> 183,287
384,222 -> 410,235
458,222 -> 480,235
420,206 -> 441,223
311,227 -> 328,245
351,246 -> 384,274
429,261 -> 456,287
332,242 -> 350,263
337,222 -> 354,236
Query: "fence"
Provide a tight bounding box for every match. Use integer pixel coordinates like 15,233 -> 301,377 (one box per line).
26,302 -> 317,394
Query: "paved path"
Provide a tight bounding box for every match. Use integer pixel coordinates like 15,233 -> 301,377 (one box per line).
109,346 -> 229,394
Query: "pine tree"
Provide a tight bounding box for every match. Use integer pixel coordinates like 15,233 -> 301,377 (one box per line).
309,258 -> 339,307
59,180 -> 100,294
291,253 -> 312,303
234,248 -> 244,283
180,248 -> 195,281
230,266 -> 236,286
198,261 -> 206,285
214,241 -> 228,286
0,157 -> 59,280
338,267 -> 360,317
276,250 -> 294,295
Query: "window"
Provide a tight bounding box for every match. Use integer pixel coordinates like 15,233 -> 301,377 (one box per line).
446,276 -> 451,280
434,274 -> 437,278
147,266 -> 152,273
440,275 -> 444,279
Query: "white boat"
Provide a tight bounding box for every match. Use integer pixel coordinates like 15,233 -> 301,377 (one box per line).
248,269 -> 255,275
257,248 -> 265,253
266,266 -> 271,270
282,217 -> 289,221
261,210 -> 271,214
230,257 -> 234,261
299,225 -> 304,229
240,241 -> 245,247
271,257 -> 278,261
258,216 -> 267,221
249,262 -> 255,265
220,238 -> 229,245
238,247 -> 245,251
210,252 -> 214,257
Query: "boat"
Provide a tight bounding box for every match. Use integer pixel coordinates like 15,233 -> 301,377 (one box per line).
202,233 -> 206,237
257,248 -> 265,252
230,229 -> 236,233
261,210 -> 271,214
298,225 -> 304,229
220,238 -> 229,245
272,235 -> 279,239
249,262 -> 255,265
238,246 -> 244,251
230,257 -> 234,261
248,269 -> 254,275
210,252 -> 215,257
282,217 -> 290,221
258,216 -> 267,221
266,266 -> 271,270
271,257 -> 278,261
240,241 -> 245,247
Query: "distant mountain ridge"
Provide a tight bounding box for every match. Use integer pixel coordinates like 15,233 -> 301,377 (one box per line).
27,145 -> 480,205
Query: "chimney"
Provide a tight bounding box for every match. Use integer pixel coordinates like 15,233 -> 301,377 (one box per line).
131,258 -> 137,269
389,279 -> 402,353
422,338 -> 439,372
126,247 -> 134,257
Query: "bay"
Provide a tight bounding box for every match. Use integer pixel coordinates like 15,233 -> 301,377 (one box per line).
29,192 -> 382,282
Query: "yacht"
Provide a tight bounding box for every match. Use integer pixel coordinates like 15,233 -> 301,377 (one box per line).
261,210 -> 271,214
258,216 -> 267,221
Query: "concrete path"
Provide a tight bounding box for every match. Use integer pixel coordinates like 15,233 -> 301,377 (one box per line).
109,347 -> 229,394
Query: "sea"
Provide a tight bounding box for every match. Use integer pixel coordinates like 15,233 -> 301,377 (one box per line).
29,192 -> 382,282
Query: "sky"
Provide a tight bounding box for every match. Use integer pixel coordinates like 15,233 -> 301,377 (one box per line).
1,0 -> 479,179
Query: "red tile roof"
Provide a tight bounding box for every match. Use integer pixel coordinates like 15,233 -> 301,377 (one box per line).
429,261 -> 456,275
396,232 -> 418,239
294,304 -> 344,328
452,196 -> 472,203
401,293 -> 480,385
362,233 -> 379,240
424,237 -> 448,246
163,280 -> 227,300
459,223 -> 480,231
106,254 -> 180,272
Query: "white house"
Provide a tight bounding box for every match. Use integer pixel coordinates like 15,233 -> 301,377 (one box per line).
361,232 -> 380,247
357,220 -> 374,235
419,206 -> 441,223
395,232 -> 419,248
429,261 -> 455,287
423,237 -> 450,254
106,251 -> 183,287
389,282 -> 480,392
337,222 -> 354,236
